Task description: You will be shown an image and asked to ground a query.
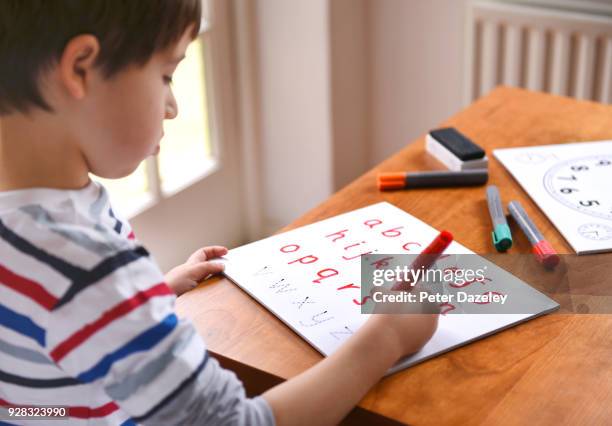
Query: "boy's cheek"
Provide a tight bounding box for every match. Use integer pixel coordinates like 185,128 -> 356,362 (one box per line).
80,132 -> 150,179
77,73 -> 165,177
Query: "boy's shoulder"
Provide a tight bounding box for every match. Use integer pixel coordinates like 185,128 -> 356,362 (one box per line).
0,181 -> 134,263
0,181 -> 163,310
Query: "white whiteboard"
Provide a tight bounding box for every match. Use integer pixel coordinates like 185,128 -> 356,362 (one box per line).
222,202 -> 558,373
494,141 -> 612,254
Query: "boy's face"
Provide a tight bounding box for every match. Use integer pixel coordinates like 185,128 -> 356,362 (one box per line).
76,26 -> 194,179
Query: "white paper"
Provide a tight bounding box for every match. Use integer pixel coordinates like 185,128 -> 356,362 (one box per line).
222,202 -> 558,373
494,141 -> 612,254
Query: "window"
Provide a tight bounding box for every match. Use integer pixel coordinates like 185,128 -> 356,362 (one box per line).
96,2 -> 215,218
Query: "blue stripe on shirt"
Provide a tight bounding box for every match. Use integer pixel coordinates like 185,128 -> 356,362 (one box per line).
108,208 -> 123,234
0,304 -> 45,346
54,246 -> 150,309
76,313 -> 178,383
0,218 -> 86,282
0,369 -> 80,388
0,218 -> 149,310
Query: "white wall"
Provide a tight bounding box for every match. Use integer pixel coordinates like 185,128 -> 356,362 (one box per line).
330,0 -> 369,189
252,0 -> 471,230
368,0 -> 469,165
256,0 -> 334,234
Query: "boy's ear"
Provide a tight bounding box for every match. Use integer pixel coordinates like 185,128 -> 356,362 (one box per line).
58,35 -> 101,100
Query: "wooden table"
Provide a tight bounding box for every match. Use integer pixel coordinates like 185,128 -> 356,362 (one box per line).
177,87 -> 612,425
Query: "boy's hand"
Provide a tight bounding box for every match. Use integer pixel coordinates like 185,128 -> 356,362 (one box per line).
367,285 -> 440,358
263,285 -> 439,426
165,246 -> 228,296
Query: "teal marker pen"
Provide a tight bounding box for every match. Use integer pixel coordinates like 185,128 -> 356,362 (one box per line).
486,185 -> 513,251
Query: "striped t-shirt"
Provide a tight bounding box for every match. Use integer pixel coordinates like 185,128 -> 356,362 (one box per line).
0,181 -> 274,425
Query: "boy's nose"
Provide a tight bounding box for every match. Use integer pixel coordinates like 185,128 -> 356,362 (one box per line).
165,93 -> 178,119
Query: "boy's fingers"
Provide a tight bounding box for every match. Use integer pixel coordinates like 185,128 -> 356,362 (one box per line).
188,246 -> 228,263
189,261 -> 225,281
209,246 -> 229,258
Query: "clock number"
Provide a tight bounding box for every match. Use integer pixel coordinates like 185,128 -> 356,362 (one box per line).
557,175 -> 577,181
571,165 -> 589,171
597,159 -> 611,166
579,200 -> 600,207
560,188 -> 578,194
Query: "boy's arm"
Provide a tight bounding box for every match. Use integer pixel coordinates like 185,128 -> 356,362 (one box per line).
44,240 -> 436,426
122,322 -> 275,425
263,313 -> 438,426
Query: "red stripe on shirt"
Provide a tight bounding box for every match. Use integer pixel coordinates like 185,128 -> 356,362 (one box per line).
69,401 -> 119,418
0,263 -> 58,310
50,282 -> 173,362
1,399 -> 118,419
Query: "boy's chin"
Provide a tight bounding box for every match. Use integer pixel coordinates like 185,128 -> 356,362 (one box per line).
92,163 -> 141,180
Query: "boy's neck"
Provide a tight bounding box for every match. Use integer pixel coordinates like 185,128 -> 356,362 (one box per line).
0,114 -> 90,192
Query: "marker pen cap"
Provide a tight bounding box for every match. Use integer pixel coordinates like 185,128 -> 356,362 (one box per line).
532,240 -> 560,268
377,173 -> 406,190
491,224 -> 512,252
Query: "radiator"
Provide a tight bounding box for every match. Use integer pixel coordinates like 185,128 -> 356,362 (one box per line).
467,1 -> 612,103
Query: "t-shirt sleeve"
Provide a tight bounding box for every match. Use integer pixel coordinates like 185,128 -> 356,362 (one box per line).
44,247 -> 275,425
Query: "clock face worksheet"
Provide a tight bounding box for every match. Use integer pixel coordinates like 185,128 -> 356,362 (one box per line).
494,140 -> 612,254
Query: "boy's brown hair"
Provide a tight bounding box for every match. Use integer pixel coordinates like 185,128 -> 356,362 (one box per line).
0,0 -> 201,115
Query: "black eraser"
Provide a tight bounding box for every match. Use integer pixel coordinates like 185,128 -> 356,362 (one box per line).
429,127 -> 485,161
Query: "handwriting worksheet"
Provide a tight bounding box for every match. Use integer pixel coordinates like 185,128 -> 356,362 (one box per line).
222,202 -> 558,373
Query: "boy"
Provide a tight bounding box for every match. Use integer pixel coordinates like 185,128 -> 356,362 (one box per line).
0,1 -> 438,425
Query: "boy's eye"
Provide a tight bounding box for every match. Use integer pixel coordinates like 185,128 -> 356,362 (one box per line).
163,75 -> 173,85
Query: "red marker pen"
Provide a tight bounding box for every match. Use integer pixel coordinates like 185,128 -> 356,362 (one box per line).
392,230 -> 454,291
508,201 -> 560,268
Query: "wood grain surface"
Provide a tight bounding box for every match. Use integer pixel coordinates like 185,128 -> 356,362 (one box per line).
176,87 -> 612,425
